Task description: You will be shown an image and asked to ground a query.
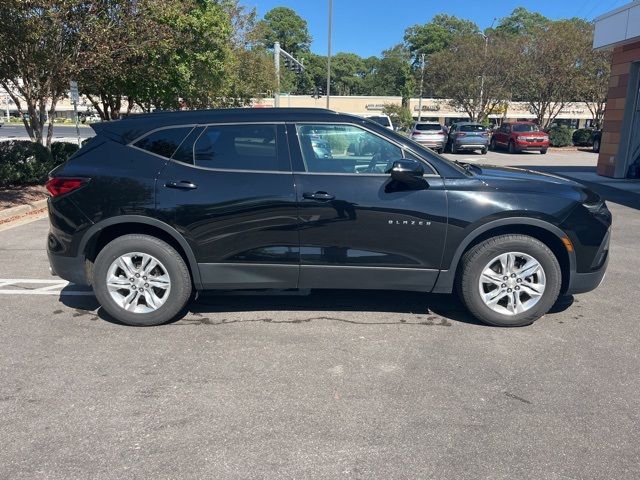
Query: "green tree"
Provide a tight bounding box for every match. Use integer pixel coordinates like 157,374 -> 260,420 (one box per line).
404,14 -> 479,61
426,33 -> 514,122
512,19 -> 588,128
364,45 -> 414,103
257,7 -> 311,54
382,104 -> 413,131
0,0 -> 88,148
331,53 -> 367,95
492,7 -> 550,37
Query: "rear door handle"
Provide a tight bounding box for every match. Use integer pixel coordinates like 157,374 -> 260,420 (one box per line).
165,180 -> 197,190
303,191 -> 335,201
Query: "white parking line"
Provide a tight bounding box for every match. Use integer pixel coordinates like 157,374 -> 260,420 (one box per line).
0,278 -> 94,296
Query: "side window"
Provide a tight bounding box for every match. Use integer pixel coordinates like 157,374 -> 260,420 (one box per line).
501,124 -> 510,133
296,124 -> 403,174
134,127 -> 193,158
171,126 -> 204,164
193,124 -> 283,171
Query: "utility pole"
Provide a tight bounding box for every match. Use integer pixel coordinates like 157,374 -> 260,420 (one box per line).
326,0 -> 333,109
274,41 -> 281,108
417,53 -> 426,122
478,34 -> 488,122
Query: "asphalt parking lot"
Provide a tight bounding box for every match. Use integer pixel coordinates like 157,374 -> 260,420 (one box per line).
1,150 -> 639,479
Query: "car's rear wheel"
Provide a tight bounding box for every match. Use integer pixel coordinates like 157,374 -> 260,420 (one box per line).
593,138 -> 600,153
508,140 -> 517,154
457,234 -> 561,327
489,137 -> 496,151
451,143 -> 457,154
93,234 -> 192,326
480,146 -> 488,155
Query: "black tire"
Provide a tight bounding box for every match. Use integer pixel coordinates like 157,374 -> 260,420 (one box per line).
540,149 -> 548,155
93,234 -> 192,326
437,147 -> 444,154
593,138 -> 600,153
508,140 -> 517,154
489,137 -> 496,151
450,143 -> 457,154
480,147 -> 488,155
456,234 -> 562,327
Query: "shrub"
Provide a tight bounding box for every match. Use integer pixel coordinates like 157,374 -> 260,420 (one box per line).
572,128 -> 595,146
548,125 -> 573,147
0,140 -> 73,187
51,141 -> 79,164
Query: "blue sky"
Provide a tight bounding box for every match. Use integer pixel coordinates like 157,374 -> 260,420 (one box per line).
247,0 -> 631,57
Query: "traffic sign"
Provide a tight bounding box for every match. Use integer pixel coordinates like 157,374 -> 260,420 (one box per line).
69,80 -> 79,103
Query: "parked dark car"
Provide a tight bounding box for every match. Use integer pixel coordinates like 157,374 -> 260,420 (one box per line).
447,122 -> 490,154
490,122 -> 550,154
46,108 -> 611,327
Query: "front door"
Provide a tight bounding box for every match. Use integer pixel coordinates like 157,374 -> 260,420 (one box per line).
156,123 -> 299,289
288,122 -> 448,292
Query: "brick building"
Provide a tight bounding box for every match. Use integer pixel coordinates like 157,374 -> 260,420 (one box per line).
594,1 -> 640,178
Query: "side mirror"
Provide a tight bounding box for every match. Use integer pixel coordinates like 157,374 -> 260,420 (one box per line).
389,159 -> 428,189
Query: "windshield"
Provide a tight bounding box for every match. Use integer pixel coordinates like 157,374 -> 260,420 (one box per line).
367,116 -> 390,127
512,124 -> 539,133
459,124 -> 487,132
414,123 -> 441,131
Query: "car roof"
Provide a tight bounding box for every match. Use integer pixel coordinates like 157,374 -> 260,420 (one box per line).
92,108 -> 361,144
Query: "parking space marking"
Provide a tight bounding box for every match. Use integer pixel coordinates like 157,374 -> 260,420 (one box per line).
0,278 -> 94,296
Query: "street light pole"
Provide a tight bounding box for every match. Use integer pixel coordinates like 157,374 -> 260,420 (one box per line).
326,0 -> 332,109
274,41 -> 281,108
417,53 -> 425,122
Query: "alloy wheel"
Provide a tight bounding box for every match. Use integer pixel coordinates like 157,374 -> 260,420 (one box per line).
106,252 -> 171,313
478,251 -> 546,316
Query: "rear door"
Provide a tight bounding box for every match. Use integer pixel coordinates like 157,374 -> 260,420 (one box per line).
155,123 -> 299,289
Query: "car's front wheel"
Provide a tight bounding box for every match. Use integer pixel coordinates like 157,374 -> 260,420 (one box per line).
457,234 -> 562,327
93,234 -> 192,326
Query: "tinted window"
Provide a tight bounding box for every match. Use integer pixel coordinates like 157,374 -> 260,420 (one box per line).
296,124 -> 402,174
194,124 -> 281,171
414,124 -> 441,131
459,124 -> 487,132
171,126 -> 205,164
367,116 -> 391,127
512,124 -> 539,133
134,127 -> 193,158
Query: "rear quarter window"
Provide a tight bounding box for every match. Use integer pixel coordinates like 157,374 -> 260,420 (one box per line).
133,127 -> 194,158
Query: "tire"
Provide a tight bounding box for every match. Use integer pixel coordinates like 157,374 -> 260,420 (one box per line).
540,149 -> 548,155
93,234 -> 192,326
437,147 -> 444,154
489,138 -> 496,151
508,140 -> 517,154
480,147 -> 488,155
450,143 -> 457,154
456,234 -> 562,327
593,138 -> 600,153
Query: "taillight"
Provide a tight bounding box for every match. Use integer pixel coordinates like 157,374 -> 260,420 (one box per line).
45,177 -> 89,197
456,132 -> 467,137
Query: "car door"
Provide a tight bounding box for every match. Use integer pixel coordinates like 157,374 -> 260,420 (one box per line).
495,124 -> 511,146
155,123 -> 299,289
288,122 -> 448,292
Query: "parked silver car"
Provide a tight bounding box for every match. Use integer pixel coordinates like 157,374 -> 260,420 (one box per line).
410,122 -> 446,153
447,122 -> 490,154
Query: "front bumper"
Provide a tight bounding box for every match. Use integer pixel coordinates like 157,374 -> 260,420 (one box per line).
566,228 -> 610,295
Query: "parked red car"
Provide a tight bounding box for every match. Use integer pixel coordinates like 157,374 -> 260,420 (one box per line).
490,122 -> 549,154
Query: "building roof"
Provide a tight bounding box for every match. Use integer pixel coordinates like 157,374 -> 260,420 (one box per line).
593,0 -> 640,50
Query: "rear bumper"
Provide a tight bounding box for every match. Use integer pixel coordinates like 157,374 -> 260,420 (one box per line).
454,142 -> 488,150
414,139 -> 446,148
48,250 -> 90,286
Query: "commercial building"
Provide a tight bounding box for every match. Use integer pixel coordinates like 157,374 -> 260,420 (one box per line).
593,0 -> 640,178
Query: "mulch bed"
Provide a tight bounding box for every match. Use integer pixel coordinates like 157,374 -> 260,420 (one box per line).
0,185 -> 48,210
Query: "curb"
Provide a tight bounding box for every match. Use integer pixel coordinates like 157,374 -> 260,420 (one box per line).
0,198 -> 48,221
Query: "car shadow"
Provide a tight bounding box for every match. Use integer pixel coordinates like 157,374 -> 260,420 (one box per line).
57,287 -> 576,328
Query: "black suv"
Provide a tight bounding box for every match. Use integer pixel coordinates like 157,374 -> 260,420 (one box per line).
46,108 -> 611,327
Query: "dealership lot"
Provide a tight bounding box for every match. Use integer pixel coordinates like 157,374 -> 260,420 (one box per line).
1,150 -> 639,479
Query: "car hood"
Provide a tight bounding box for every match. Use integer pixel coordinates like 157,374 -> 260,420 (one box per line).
473,164 -> 581,186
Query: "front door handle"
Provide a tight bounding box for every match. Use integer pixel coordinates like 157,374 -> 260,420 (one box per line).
165,180 -> 198,190
303,191 -> 335,201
